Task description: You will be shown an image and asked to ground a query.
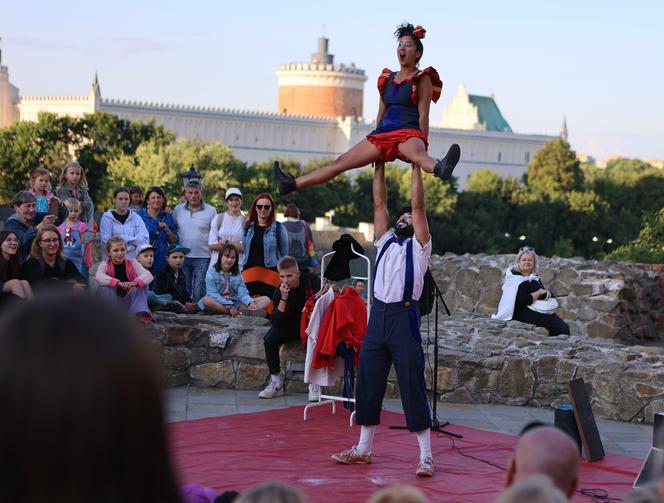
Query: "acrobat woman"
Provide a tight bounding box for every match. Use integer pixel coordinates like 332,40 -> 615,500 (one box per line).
275,23 -> 461,195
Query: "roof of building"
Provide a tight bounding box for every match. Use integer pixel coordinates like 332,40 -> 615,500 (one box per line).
468,94 -> 512,133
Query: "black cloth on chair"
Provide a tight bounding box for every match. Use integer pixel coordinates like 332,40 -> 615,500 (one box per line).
324,234 -> 365,281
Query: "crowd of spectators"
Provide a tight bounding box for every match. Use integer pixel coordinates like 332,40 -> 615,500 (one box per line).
0,162 -> 316,323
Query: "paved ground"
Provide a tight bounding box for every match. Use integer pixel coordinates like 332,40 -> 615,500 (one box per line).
165,387 -> 652,459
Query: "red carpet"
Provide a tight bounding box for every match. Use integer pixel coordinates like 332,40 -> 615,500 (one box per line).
168,406 -> 642,502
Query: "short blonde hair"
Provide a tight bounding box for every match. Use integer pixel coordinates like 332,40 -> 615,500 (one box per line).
64,198 -> 81,212
515,248 -> 538,274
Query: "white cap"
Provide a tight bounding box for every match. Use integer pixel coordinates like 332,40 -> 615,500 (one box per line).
136,243 -> 156,256
225,187 -> 242,200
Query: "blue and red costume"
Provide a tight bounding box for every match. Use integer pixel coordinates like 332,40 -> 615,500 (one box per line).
367,67 -> 443,163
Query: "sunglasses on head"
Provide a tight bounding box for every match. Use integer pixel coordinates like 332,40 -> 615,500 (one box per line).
519,246 -> 535,253
256,204 -> 271,210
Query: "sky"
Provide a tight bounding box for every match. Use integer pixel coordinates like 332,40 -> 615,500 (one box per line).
2,0 -> 663,161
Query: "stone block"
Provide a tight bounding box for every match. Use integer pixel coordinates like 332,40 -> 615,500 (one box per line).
556,359 -> 578,382
586,320 -> 620,339
500,358 -> 535,398
548,280 -> 569,297
163,327 -> 195,345
209,330 -> 232,348
634,383 -> 664,398
572,282 -> 604,297
576,308 -> 597,322
280,341 -> 306,363
190,361 -> 235,387
163,371 -> 188,388
224,328 -> 270,360
535,355 -> 558,382
236,363 -> 269,390
467,369 -> 499,391
440,387 -> 474,403
558,269 -> 579,283
436,367 -> 458,392
644,399 -> 664,423
588,295 -> 621,313
455,268 -> 480,297
162,348 -> 190,370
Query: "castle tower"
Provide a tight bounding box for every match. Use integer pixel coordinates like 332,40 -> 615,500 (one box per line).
276,37 -> 367,119
0,37 -> 20,127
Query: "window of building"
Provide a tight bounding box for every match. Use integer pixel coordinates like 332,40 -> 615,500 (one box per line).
525,152 -> 530,163
498,152 -> 502,162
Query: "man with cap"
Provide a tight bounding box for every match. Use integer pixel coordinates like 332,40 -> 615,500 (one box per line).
208,187 -> 246,268
331,162 -> 440,477
153,243 -> 199,313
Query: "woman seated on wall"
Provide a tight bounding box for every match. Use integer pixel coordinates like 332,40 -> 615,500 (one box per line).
492,246 -> 570,336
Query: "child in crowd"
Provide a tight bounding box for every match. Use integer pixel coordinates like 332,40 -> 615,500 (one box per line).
135,243 -> 186,313
153,244 -> 199,313
58,198 -> 92,282
199,243 -> 270,316
29,167 -> 60,215
95,236 -> 153,323
129,186 -> 144,211
55,161 -> 95,228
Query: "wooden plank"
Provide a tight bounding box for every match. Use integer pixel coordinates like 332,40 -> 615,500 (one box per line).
567,377 -> 605,462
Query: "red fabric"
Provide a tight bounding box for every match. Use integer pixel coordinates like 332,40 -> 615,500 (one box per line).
366,129 -> 428,163
376,66 -> 443,105
312,287 -> 366,369
299,295 -> 316,345
169,407 -> 641,503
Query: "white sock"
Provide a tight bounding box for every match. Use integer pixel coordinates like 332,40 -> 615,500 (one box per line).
271,374 -> 282,387
356,425 -> 376,455
416,428 -> 432,461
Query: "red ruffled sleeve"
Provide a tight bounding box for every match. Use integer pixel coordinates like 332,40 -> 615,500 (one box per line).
410,66 -> 443,105
377,68 -> 393,97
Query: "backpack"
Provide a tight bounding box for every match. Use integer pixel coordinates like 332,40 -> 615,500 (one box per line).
418,268 -> 436,316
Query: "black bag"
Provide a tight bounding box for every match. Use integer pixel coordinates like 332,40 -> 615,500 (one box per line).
418,268 -> 435,316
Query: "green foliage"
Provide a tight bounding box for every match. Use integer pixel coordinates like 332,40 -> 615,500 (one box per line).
2,118 -> 663,261
608,208 -> 664,263
526,138 -> 583,196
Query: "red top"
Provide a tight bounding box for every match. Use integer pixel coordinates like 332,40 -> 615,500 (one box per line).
377,66 -> 443,105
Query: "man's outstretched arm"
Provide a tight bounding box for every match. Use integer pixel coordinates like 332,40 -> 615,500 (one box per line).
412,165 -> 430,246
373,162 -> 390,241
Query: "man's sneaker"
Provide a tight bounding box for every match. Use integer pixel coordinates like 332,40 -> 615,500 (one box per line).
274,161 -> 297,195
433,143 -> 461,181
416,456 -> 434,477
308,384 -> 321,402
258,381 -> 284,399
331,446 -> 372,465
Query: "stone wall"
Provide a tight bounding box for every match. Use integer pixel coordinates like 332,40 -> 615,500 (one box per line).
150,253 -> 664,423
430,253 -> 663,342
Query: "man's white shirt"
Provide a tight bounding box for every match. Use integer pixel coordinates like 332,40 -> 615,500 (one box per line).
373,229 -> 432,303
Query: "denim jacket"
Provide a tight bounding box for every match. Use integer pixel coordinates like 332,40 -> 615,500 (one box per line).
241,221 -> 289,268
202,267 -> 253,306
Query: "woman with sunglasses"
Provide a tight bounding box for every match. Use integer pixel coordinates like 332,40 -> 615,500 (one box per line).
492,246 -> 570,336
241,193 -> 288,312
137,186 -> 178,275
21,224 -> 85,291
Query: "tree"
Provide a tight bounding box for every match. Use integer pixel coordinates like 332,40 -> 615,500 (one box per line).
526,139 -> 583,196
106,138 -> 245,209
609,208 -> 664,263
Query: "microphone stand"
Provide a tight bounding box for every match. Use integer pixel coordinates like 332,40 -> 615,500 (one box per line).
390,272 -> 462,439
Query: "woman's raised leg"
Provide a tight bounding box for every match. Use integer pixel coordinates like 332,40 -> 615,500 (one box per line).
275,139 -> 380,194
398,139 -> 461,180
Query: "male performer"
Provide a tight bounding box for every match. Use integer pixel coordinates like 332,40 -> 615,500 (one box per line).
331,163 -> 435,477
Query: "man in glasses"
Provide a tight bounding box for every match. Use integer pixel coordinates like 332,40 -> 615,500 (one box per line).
332,162 -> 437,477
172,181 -> 217,302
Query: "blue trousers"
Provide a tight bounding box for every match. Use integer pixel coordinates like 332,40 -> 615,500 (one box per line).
182,257 -> 209,302
355,299 -> 431,432
97,285 -> 150,315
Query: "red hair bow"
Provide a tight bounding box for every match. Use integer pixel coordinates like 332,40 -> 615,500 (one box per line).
412,25 -> 426,39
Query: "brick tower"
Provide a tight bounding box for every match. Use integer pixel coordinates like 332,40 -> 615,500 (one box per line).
276,37 -> 367,120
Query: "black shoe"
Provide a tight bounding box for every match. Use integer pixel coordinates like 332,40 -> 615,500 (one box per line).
274,161 -> 297,195
434,143 -> 461,181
